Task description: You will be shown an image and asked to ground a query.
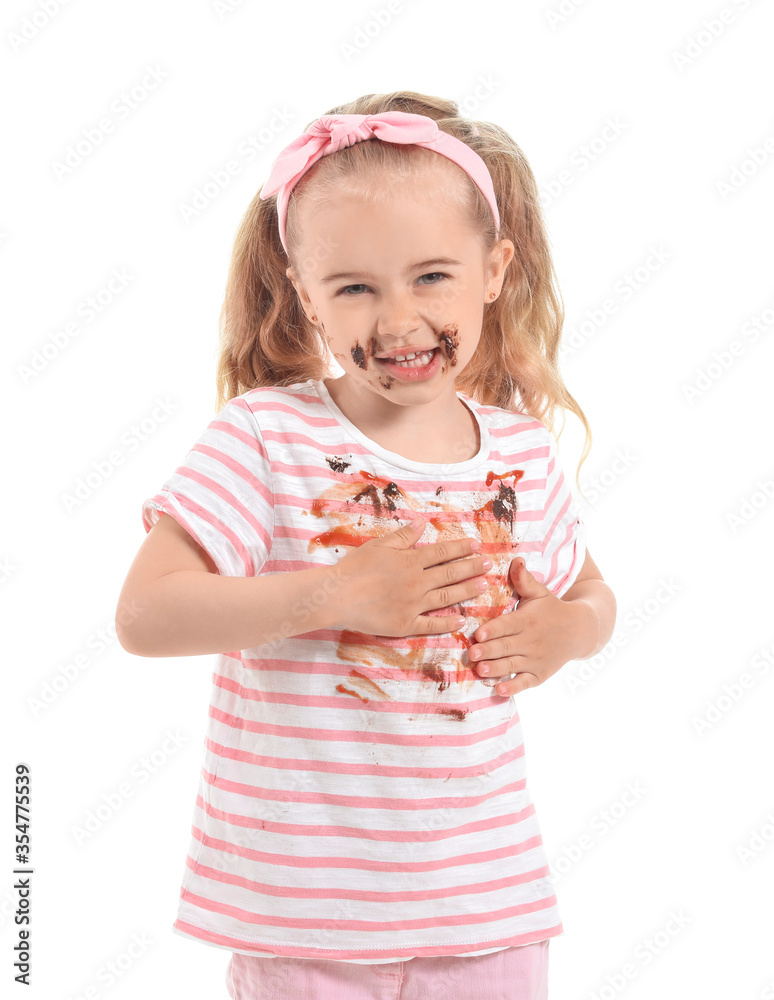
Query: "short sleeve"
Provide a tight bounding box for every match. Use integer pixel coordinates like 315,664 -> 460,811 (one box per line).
141,396 -> 274,578
534,429 -> 587,598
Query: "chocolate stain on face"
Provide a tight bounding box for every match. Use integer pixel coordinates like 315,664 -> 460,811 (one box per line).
348,325 -> 464,389
349,336 -> 396,390
431,323 -> 460,372
351,342 -> 367,368
307,468 -> 526,711
350,336 -> 379,369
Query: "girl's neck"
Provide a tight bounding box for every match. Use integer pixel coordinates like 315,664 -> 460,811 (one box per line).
322,375 -> 480,465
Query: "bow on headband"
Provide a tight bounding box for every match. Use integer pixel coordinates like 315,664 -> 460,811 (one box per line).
259,111 -> 500,253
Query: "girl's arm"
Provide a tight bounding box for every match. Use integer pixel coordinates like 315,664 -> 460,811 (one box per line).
116,512 -> 488,657
116,512 -> 345,657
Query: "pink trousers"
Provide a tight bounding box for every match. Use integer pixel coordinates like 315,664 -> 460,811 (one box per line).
225,940 -> 549,999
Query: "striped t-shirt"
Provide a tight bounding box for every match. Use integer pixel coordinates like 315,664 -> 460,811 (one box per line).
141,377 -> 587,963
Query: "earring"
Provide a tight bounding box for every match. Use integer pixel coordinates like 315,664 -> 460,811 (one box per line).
489,292 -> 496,300
311,314 -> 318,322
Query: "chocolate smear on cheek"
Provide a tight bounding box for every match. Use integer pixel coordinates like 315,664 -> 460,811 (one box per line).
351,341 -> 367,369
350,336 -> 380,370
350,337 -> 395,389
366,336 -> 396,390
366,337 -> 395,389
431,323 -> 460,374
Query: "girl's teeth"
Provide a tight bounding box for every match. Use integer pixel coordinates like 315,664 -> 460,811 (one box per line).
389,349 -> 435,368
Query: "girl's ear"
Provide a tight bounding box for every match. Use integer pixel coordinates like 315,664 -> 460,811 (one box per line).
487,238 -> 516,288
285,266 -> 314,313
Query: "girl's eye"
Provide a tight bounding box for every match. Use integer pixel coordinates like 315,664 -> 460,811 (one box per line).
418,272 -> 449,286
335,273 -> 450,296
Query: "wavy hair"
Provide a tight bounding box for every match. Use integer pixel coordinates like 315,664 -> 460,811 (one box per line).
215,89 -> 592,496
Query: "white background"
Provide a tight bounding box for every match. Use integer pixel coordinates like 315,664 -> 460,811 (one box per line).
3,1 -> 773,998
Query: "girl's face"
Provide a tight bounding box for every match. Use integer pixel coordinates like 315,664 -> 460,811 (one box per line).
285,166 -> 514,412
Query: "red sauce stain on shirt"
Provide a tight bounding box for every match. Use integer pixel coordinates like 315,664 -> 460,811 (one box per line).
486,468 -> 525,487
306,467 -> 525,709
335,684 -> 369,702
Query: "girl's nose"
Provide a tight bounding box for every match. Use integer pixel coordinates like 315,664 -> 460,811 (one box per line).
376,291 -> 423,337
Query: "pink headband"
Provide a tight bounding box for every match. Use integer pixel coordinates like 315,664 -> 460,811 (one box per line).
258,111 -> 500,254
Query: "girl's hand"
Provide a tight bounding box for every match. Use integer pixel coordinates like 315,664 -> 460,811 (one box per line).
468,558 -> 589,697
331,517 -> 492,638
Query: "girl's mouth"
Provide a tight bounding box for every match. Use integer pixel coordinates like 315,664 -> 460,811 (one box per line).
384,349 -> 434,367
375,347 -> 442,381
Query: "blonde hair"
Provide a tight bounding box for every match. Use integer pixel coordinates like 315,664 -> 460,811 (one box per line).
216,89 -> 592,496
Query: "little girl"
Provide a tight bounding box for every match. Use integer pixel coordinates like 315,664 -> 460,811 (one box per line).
117,90 -> 615,1000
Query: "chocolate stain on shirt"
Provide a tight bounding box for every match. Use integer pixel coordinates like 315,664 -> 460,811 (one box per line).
326,455 -> 351,474
307,467 -> 525,711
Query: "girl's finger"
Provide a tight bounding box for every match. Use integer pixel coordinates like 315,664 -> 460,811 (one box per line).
480,670 -> 519,689
470,633 -> 523,668
495,673 -> 538,697
414,535 -> 482,568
